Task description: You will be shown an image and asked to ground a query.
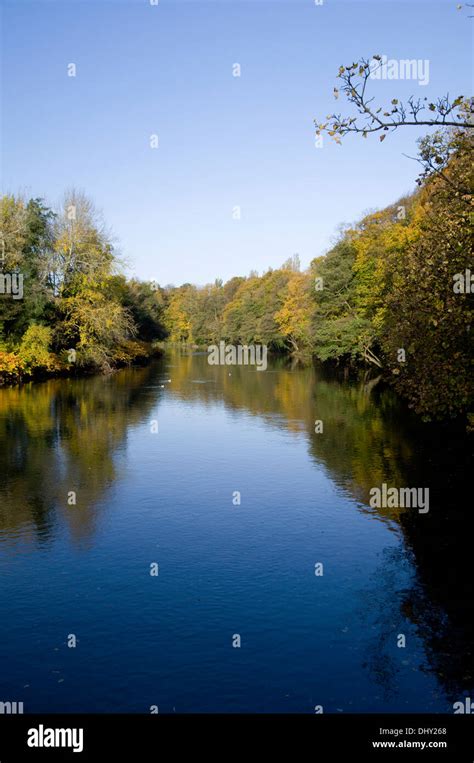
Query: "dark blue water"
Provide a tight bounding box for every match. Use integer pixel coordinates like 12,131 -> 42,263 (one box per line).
0,352 -> 472,712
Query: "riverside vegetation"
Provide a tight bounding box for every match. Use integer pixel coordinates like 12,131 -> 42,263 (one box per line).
161,129 -> 473,423
0,130 -> 472,424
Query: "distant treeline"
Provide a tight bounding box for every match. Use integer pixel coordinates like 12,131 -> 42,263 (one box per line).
0,132 -> 472,421
163,133 -> 472,422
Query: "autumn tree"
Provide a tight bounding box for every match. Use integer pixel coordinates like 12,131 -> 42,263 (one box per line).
275,271 -> 315,356
379,137 -> 473,419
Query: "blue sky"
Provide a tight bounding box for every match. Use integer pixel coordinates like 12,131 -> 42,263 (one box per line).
1,0 -> 471,285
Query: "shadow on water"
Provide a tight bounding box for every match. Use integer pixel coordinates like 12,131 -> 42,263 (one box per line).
0,349 -> 472,705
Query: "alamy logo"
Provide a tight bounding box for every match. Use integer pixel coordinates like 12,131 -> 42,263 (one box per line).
0,271 -> 24,299
208,341 -> 268,371
27,724 -> 84,753
0,700 -> 23,714
453,697 -> 474,713
369,55 -> 430,86
453,269 -> 473,293
369,484 -> 429,513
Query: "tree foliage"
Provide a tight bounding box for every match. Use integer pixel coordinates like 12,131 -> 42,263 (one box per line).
1,132 -> 471,422
161,134 -> 472,422
0,190 -> 166,381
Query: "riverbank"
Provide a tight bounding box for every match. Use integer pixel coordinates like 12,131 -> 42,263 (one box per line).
0,339 -> 164,387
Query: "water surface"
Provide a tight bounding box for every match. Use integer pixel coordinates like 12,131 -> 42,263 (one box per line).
0,351 -> 472,712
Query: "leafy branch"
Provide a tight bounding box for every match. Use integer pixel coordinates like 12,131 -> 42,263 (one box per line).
315,57 -> 473,142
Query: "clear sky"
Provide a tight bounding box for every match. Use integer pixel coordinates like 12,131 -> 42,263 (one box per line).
1,0 -> 471,285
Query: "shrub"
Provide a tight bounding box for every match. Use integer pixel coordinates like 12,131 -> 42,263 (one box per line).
18,324 -> 54,371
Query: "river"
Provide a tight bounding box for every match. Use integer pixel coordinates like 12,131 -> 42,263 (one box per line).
0,350 -> 472,712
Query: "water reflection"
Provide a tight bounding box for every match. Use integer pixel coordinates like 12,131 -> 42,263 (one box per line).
0,350 -> 472,707
0,366 -> 158,546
